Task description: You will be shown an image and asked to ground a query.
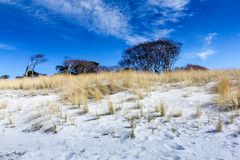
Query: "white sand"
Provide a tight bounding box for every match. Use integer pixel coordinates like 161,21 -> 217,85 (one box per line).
0,84 -> 240,160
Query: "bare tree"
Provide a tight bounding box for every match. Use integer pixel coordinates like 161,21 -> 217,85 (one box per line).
24,54 -> 47,77
119,39 -> 181,72
56,59 -> 99,75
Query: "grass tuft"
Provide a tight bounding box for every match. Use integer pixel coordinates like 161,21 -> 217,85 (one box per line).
216,78 -> 240,110
0,101 -> 8,110
216,116 -> 223,132
108,100 -> 115,115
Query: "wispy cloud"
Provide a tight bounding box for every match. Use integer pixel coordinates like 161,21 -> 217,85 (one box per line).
0,43 -> 15,50
34,0 -> 130,37
197,32 -> 218,60
126,29 -> 174,45
0,0 -> 191,44
0,0 -> 13,3
204,33 -> 218,45
197,49 -> 216,60
148,0 -> 190,10
147,0 -> 190,26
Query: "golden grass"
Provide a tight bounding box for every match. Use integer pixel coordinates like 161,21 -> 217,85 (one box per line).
155,101 -> 166,117
216,78 -> 231,98
236,86 -> 240,105
0,70 -> 240,106
107,100 -> 115,115
216,77 -> 240,110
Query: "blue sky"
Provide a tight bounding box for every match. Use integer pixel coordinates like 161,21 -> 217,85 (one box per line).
0,0 -> 240,77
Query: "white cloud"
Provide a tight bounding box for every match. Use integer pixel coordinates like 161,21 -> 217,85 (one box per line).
0,0 -> 16,5
146,0 -> 190,29
0,0 -> 11,3
148,0 -> 190,10
1,0 -> 130,38
0,0 -> 190,44
125,29 -> 174,45
0,43 -> 15,50
197,49 -> 216,60
33,0 -> 130,38
205,33 -> 218,45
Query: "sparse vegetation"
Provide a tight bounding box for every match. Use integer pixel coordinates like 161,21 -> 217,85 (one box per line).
216,116 -> 223,132
155,101 -> 166,117
83,101 -> 89,114
108,100 -> 115,115
147,113 -> 152,123
193,107 -> 202,118
128,115 -> 137,139
0,101 -> 8,109
96,112 -> 101,120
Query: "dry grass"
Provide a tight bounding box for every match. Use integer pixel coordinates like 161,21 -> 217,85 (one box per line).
83,101 -> 89,113
193,107 -> 202,118
216,78 -> 231,97
107,100 -> 115,115
0,101 -> 8,110
236,86 -> 240,107
216,77 -> 240,110
155,101 -> 166,117
216,116 -> 223,132
147,113 -> 153,123
129,118 -> 136,139
0,70 -> 240,106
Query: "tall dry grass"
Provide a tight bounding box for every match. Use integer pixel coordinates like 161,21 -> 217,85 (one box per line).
0,70 -> 240,106
216,77 -> 240,110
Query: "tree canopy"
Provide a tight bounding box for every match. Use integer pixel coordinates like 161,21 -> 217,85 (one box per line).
119,39 -> 181,72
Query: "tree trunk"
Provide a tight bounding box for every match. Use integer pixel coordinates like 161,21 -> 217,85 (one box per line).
24,65 -> 29,77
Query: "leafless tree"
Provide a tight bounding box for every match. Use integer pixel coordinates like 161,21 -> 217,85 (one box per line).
56,59 -> 99,74
119,39 -> 181,72
24,54 -> 47,77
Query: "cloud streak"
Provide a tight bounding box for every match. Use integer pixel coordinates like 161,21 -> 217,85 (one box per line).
0,43 -> 15,50
205,33 -> 218,45
148,0 -> 190,10
0,0 -> 191,44
197,49 -> 216,60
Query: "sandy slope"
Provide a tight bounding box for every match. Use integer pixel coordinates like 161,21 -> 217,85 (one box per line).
0,84 -> 240,160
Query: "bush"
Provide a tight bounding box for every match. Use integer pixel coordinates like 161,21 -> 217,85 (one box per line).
0,75 -> 9,79
175,64 -> 208,71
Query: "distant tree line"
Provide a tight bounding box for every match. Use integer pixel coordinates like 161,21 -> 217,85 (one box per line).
0,39 -> 209,79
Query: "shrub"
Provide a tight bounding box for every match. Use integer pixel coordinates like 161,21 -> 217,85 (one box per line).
0,75 -> 10,79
